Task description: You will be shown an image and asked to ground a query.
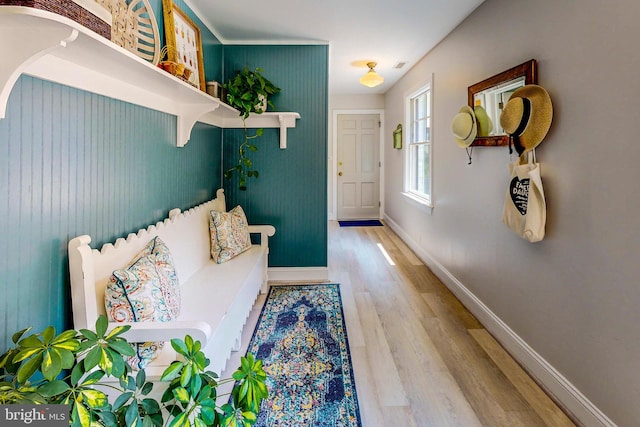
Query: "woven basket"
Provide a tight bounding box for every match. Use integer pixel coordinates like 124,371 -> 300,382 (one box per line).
158,45 -> 185,77
158,45 -> 197,87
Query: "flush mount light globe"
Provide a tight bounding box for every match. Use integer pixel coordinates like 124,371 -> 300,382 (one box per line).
360,62 -> 384,88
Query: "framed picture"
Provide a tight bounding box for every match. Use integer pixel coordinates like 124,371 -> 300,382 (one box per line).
162,0 -> 206,91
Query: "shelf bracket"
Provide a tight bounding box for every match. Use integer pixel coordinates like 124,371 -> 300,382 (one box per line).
278,114 -> 287,149
0,20 -> 78,119
176,102 -> 223,147
276,113 -> 300,149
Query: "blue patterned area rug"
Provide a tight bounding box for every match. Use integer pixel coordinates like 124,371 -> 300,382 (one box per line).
247,284 -> 362,427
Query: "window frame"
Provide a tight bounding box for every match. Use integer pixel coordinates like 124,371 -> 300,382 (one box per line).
403,75 -> 434,208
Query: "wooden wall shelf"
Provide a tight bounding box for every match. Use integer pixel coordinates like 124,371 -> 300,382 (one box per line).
201,111 -> 301,149
0,6 -> 300,147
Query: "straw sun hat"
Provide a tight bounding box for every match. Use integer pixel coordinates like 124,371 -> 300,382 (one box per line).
474,105 -> 493,137
451,106 -> 477,148
500,84 -> 553,155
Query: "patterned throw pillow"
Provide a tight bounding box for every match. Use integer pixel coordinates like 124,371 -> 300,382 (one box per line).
209,205 -> 251,264
104,253 -> 175,369
138,237 -> 181,318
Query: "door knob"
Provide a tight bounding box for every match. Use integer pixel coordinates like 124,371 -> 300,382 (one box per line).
338,172 -> 343,176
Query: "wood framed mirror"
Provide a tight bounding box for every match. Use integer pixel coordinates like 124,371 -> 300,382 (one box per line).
468,59 -> 537,146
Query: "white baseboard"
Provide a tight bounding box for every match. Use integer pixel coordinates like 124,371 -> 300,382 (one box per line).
268,267 -> 329,283
383,214 -> 616,427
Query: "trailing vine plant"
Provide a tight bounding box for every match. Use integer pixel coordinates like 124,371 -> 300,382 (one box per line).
223,67 -> 280,191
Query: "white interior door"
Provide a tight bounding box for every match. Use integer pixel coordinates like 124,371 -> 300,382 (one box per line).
337,114 -> 380,220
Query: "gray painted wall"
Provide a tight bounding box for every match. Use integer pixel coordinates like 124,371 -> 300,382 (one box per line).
383,0 -> 639,425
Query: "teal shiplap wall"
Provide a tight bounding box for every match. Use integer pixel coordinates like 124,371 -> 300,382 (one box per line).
0,1 -> 223,352
0,77 -> 222,350
222,45 -> 329,268
0,7 -> 328,352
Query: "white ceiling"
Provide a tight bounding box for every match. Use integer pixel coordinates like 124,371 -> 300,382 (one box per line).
187,0 -> 484,95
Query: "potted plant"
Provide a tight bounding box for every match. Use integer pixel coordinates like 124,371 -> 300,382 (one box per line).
223,67 -> 281,191
0,316 -> 267,427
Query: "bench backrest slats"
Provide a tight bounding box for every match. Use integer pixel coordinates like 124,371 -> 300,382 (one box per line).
69,189 -> 226,329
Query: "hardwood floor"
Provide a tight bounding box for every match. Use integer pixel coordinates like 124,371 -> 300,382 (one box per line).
222,221 -> 577,426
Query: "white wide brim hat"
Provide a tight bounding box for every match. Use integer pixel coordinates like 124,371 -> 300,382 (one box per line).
451,106 -> 477,148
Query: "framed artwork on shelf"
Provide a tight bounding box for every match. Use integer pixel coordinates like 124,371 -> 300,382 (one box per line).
162,0 -> 206,91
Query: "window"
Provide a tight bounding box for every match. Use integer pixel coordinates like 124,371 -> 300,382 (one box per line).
405,78 -> 432,206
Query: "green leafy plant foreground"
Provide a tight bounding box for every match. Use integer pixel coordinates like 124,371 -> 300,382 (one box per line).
223,67 -> 280,191
0,316 -> 268,427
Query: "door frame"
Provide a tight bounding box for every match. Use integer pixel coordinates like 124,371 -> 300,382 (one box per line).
330,109 -> 385,221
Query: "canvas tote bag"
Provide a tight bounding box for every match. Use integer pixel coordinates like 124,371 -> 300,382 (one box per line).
502,150 -> 546,242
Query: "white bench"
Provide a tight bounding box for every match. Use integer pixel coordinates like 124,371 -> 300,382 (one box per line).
68,189 -> 275,377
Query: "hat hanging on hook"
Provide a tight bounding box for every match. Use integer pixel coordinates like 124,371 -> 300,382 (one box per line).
451,105 -> 477,164
500,84 -> 553,155
451,106 -> 477,148
474,105 -> 493,137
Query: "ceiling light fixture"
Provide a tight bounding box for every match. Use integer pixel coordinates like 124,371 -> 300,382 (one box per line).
359,62 -> 384,88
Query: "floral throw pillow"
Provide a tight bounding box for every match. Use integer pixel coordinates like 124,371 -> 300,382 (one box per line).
104,254 -> 175,369
209,205 -> 251,264
138,236 -> 181,318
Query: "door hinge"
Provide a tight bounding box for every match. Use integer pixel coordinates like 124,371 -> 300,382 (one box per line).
379,201 -> 381,207
379,121 -> 381,128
